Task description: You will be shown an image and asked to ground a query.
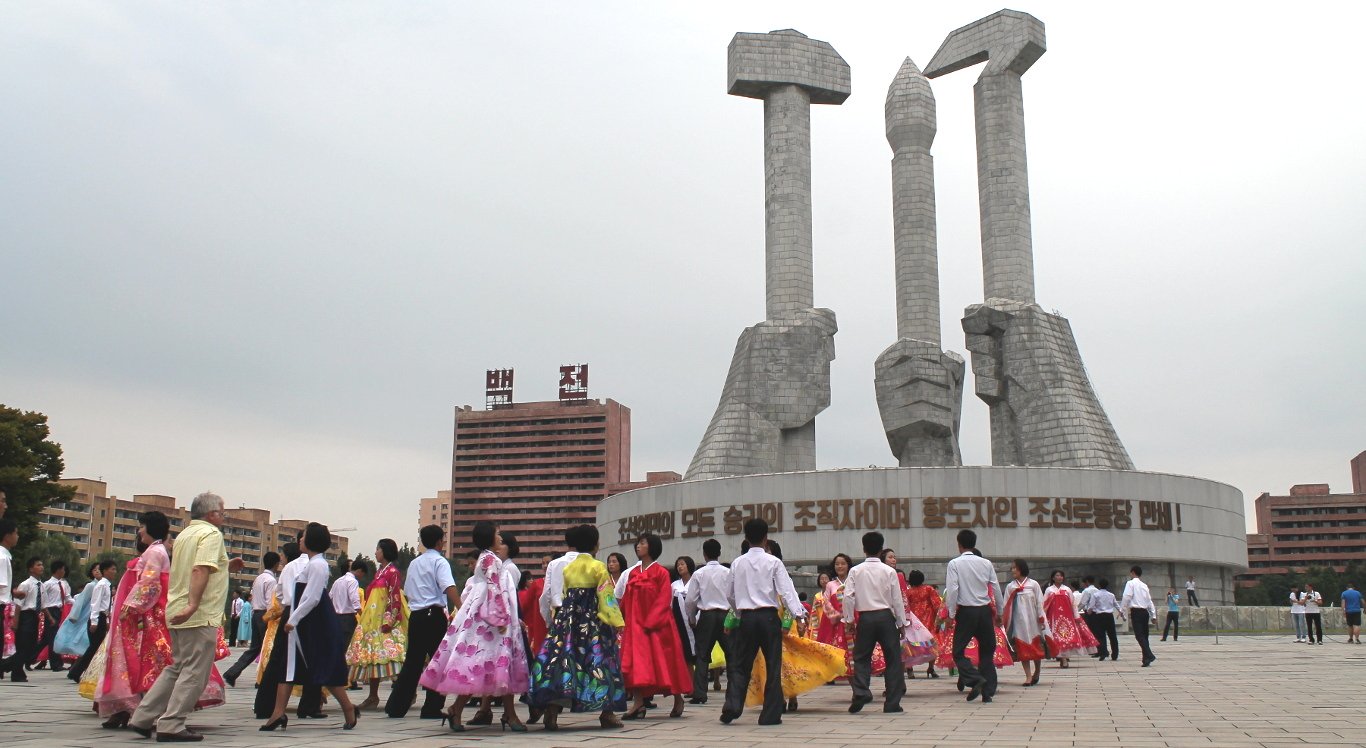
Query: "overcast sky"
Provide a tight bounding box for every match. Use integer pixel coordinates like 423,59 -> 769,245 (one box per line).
3,2 -> 1363,557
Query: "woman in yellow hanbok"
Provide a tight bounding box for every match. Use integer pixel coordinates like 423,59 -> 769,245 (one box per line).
805,572 -> 832,641
346,539 -> 409,711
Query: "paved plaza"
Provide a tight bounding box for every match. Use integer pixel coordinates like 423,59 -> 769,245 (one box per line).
3,635 -> 1362,747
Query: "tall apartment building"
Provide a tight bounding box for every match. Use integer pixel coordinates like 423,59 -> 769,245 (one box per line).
41,479 -> 350,592
1239,451 -> 1366,585
448,399 -> 630,564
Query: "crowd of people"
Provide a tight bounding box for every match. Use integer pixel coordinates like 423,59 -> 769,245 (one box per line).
3,497 -> 1363,741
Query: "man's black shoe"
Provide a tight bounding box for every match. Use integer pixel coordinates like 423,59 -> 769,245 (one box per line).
849,695 -> 873,713
757,719 -> 782,726
223,673 -> 237,688
981,696 -> 993,703
155,730 -> 203,742
967,682 -> 984,702
130,724 -> 154,739
884,705 -> 904,713
719,709 -> 738,724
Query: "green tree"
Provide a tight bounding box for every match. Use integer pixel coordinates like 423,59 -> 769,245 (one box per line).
395,542 -> 418,576
93,549 -> 134,586
331,552 -> 352,583
0,404 -> 76,551
17,530 -> 85,587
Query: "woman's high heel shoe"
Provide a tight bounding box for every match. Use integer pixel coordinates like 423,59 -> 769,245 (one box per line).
259,715 -> 289,732
467,709 -> 494,726
623,705 -> 648,720
101,711 -> 131,729
600,713 -> 623,729
344,709 -> 361,731
501,716 -> 528,732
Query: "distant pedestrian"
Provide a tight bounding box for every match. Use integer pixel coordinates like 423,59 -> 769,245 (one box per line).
1119,566 -> 1157,666
1288,585 -> 1307,643
1185,576 -> 1200,607
228,590 -> 243,648
1002,559 -> 1046,688
1087,578 -> 1120,660
945,529 -> 1002,704
1303,583 -> 1324,645
37,560 -> 73,671
1340,582 -> 1361,644
1161,589 -> 1180,641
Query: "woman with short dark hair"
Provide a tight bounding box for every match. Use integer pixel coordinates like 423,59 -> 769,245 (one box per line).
1043,569 -> 1099,668
420,522 -> 529,732
1003,559 -> 1046,686
615,534 -> 692,720
261,523 -> 359,731
346,537 -> 408,711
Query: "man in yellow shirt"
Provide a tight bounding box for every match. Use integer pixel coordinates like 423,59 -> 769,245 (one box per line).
129,492 -> 244,742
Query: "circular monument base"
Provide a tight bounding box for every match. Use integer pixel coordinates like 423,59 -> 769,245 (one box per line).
598,466 -> 1246,605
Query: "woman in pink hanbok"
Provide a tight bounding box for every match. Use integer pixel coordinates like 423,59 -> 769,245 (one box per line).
1043,569 -> 1098,667
95,511 -> 225,728
421,521 -> 529,732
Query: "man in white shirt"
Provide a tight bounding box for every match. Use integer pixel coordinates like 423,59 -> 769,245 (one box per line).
1185,575 -> 1200,607
228,590 -> 244,647
846,532 -> 907,714
1288,585 -> 1307,642
721,518 -> 805,727
69,559 -> 117,682
1119,565 -> 1158,666
38,560 -> 73,671
0,520 -> 15,681
539,526 -> 583,625
330,557 -> 367,684
685,538 -> 732,703
1087,578 -> 1120,660
385,524 -> 459,719
224,551 -> 281,687
11,557 -> 43,679
944,529 -> 1003,703
1302,583 -> 1324,644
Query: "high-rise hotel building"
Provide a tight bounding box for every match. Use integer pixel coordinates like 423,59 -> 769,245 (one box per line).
448,398 -> 630,563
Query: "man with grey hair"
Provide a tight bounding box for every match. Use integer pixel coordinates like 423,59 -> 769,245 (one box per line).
129,492 -> 243,742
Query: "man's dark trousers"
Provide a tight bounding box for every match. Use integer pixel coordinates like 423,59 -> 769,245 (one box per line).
851,609 -> 904,708
722,608 -> 783,725
1094,612 -> 1119,659
1162,611 -> 1179,640
42,606 -> 65,669
224,610 -> 266,683
1131,609 -> 1155,662
384,606 -> 447,718
69,612 -> 107,681
691,608 -> 731,701
9,608 -> 40,680
952,605 -> 997,697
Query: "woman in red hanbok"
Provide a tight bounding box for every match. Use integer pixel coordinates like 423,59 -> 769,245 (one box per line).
1002,559 -> 1047,687
823,553 -> 886,678
518,556 -> 549,657
615,534 -> 692,720
934,583 -> 1014,683
1043,570 -> 1098,667
95,511 -> 225,728
903,570 -> 943,678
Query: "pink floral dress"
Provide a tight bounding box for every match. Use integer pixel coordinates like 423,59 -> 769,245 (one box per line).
419,549 -> 528,697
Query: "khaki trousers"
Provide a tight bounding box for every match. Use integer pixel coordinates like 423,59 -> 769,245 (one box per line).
130,625 -> 217,734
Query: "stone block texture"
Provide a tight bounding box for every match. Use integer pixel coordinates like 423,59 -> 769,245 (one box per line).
686,308 -> 837,479
874,339 -> 965,467
728,29 -> 851,322
874,57 -> 964,467
688,30 -> 848,480
962,300 -> 1133,469
926,9 -> 1045,305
